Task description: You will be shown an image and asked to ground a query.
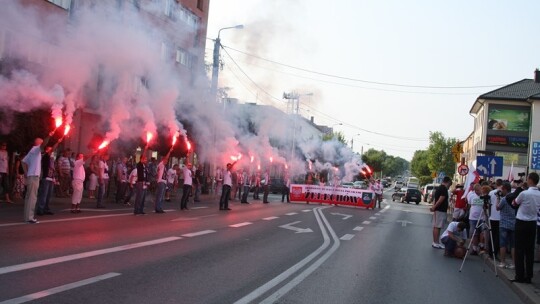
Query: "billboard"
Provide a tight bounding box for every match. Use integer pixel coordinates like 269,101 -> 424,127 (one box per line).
487,105 -> 530,132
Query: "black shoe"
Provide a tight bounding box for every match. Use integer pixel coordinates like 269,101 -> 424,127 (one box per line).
44,211 -> 54,215
36,211 -> 44,216
263,202 -> 269,204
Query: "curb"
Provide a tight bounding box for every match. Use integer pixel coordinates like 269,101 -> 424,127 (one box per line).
478,252 -> 540,304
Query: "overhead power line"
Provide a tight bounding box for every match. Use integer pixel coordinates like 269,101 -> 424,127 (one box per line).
222,44 -> 507,89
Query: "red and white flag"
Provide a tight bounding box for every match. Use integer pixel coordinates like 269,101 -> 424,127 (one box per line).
462,163 -> 480,199
507,161 -> 514,182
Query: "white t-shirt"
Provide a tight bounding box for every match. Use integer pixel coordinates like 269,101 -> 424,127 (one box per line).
468,192 -> 483,220
489,189 -> 501,221
157,162 -> 166,184
515,187 -> 540,221
183,167 -> 192,186
440,221 -> 467,241
166,168 -> 177,184
0,150 -> 8,173
129,169 -> 137,185
223,170 -> 232,186
99,160 -> 109,179
73,159 -> 85,181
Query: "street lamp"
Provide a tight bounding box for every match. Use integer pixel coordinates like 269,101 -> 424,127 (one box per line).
210,24 -> 244,104
283,91 -> 313,161
351,133 -> 361,150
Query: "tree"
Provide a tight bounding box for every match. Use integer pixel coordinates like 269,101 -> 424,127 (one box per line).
410,150 -> 431,178
383,156 -> 409,177
322,131 -> 346,145
426,131 -> 458,178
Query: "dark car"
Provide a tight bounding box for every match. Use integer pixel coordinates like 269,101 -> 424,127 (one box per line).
403,189 -> 422,205
268,178 -> 285,194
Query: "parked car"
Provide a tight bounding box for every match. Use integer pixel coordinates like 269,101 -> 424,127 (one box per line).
403,188 -> 422,204
269,178 -> 285,194
353,181 -> 368,189
381,180 -> 389,188
341,182 -> 354,188
392,187 -> 407,201
422,183 -> 439,202
394,181 -> 404,190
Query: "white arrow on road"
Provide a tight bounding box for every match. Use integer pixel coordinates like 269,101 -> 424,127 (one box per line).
477,165 -> 488,175
330,212 -> 352,220
397,220 -> 413,227
490,158 -> 497,175
279,221 -> 313,233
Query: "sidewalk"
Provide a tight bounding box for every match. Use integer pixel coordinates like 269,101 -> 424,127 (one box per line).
475,252 -> 540,304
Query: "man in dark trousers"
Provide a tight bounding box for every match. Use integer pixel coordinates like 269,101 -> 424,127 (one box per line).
133,155 -> 148,215
219,162 -> 236,210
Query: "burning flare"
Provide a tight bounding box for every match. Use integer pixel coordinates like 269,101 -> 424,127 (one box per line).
269,157 -> 273,163
63,125 -> 71,136
146,132 -> 153,145
186,140 -> 192,151
171,131 -> 180,146
98,140 -> 109,150
250,155 -> 254,163
54,117 -> 63,128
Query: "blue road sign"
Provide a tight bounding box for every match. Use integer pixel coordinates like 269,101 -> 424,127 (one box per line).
476,156 -> 503,177
532,141 -> 540,170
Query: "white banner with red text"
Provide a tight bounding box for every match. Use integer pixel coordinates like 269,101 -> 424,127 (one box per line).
290,184 -> 375,208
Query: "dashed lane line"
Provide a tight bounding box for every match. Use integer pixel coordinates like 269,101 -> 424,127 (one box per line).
362,221 -> 371,225
353,226 -> 364,231
229,222 -> 253,228
263,217 -> 279,221
0,237 -> 182,275
285,212 -> 298,216
181,230 -> 216,238
340,234 -> 355,241
0,273 -> 121,304
369,217 -> 376,220
301,210 -> 312,213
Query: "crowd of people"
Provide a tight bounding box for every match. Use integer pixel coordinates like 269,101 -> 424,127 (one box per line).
431,173 -> 540,285
0,136 -> 297,223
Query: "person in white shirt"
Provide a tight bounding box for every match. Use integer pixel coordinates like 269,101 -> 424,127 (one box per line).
71,153 -> 86,213
488,179 -> 503,261
22,135 -> 52,224
467,184 -> 483,254
180,163 -> 192,210
219,162 -> 236,210
511,172 -> 540,283
154,155 -> 169,213
440,221 -> 467,258
165,164 -> 178,202
96,154 -> 109,208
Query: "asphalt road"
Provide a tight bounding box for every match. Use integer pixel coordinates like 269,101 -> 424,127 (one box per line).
0,189 -> 523,304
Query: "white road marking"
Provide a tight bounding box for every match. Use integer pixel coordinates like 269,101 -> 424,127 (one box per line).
171,214 -> 218,222
353,226 -> 364,231
285,212 -> 298,216
330,212 -> 352,220
385,205 -> 390,210
362,221 -> 371,225
66,208 -> 132,212
0,237 -> 181,275
302,209 -> 312,213
181,230 -> 216,238
229,222 -> 252,228
235,207 -> 334,304
279,221 -> 313,233
263,217 -> 279,220
397,220 -> 413,227
340,234 -> 355,241
0,213 -> 135,227
369,216 -> 376,220
0,273 -> 121,304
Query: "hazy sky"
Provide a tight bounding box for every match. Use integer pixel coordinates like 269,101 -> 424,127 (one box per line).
206,0 -> 540,161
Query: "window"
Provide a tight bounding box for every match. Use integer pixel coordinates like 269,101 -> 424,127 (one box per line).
176,48 -> 187,66
0,30 -> 5,60
164,0 -> 172,17
174,6 -> 200,29
197,0 -> 204,11
47,0 -> 71,10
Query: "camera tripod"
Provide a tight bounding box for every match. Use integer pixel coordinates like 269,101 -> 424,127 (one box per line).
459,207 -> 498,276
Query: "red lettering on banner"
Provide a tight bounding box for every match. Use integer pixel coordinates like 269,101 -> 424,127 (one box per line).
289,184 -> 375,209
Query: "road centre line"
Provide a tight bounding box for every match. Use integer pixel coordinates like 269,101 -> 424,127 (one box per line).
260,207 -> 342,303
181,230 -> 216,237
262,216 -> 279,220
285,212 -> 298,216
234,207 -> 332,304
0,237 -> 181,276
353,226 -> 364,231
369,217 -> 376,220
362,221 -> 371,225
301,210 -> 312,212
340,234 -> 355,241
229,222 -> 252,228
0,273 -> 121,304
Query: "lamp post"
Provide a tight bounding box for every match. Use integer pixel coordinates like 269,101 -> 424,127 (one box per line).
351,133 -> 361,151
283,92 -> 313,162
210,24 -> 244,104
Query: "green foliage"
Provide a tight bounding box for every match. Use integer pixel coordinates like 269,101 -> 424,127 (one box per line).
426,131 -> 457,177
322,131 -> 347,145
410,150 -> 431,178
419,176 -> 433,186
361,148 -> 409,178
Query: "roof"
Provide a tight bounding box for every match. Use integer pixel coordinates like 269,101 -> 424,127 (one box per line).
479,79 -> 540,100
470,79 -> 540,114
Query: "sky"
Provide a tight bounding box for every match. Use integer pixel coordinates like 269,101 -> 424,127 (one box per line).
206,0 -> 540,161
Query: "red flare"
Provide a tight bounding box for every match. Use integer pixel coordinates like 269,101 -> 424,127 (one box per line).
285,164 -> 288,170
250,156 -> 254,163
98,140 -> 109,150
186,140 -> 192,151
238,153 -> 242,160
269,157 -> 273,163
63,125 -> 71,136
54,117 -> 62,128
257,164 -> 261,171
146,132 -> 153,145
230,155 -> 238,161
172,134 -> 178,146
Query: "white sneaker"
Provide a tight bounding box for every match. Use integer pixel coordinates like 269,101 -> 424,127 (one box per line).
507,264 -> 515,269
438,243 -> 445,249
497,262 -> 506,268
